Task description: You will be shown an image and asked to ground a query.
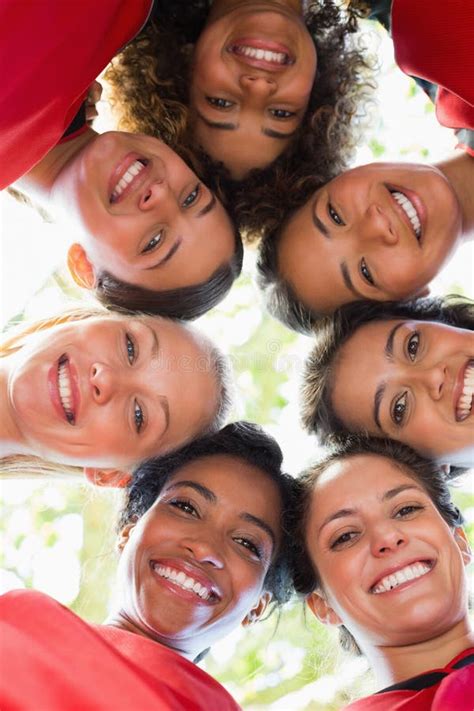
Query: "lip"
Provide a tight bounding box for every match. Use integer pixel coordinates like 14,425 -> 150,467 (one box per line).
47,355 -> 81,425
387,184 -> 426,245
149,558 -> 222,605
108,153 -> 150,205
226,37 -> 294,71
453,359 -> 474,422
369,558 -> 435,594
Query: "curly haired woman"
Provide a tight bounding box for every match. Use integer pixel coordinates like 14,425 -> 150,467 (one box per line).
106,0 -> 373,235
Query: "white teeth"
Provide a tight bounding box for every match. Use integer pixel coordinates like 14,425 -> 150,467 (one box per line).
58,361 -> 74,422
234,45 -> 288,64
111,159 -> 145,201
153,565 -> 212,601
391,191 -> 421,239
456,363 -> 474,420
372,561 -> 431,594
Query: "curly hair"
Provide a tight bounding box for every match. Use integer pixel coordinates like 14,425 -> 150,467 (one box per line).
119,421 -> 298,608
290,434 -> 465,653
106,1 -> 375,228
301,295 -> 474,449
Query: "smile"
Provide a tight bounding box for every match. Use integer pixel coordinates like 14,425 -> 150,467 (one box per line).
57,355 -> 76,425
151,563 -> 219,602
229,44 -> 292,65
110,158 -> 148,204
371,560 -> 433,594
455,360 -> 474,421
390,190 -> 422,241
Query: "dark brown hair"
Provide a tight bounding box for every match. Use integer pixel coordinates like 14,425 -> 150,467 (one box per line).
301,296 -> 474,445
291,434 -> 464,652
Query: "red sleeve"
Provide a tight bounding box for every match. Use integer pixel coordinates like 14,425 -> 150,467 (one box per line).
391,0 -> 474,132
0,0 -> 152,189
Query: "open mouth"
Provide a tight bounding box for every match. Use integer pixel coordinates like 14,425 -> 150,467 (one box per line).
455,360 -> 474,422
58,355 -> 76,425
370,560 -> 433,594
389,189 -> 422,242
151,563 -> 220,603
229,43 -> 292,65
110,158 -> 148,204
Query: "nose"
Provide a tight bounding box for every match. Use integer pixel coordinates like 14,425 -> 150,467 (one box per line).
182,533 -> 225,570
90,362 -> 115,405
370,522 -> 406,557
418,362 -> 446,401
139,179 -> 175,213
362,204 -> 399,246
239,74 -> 277,97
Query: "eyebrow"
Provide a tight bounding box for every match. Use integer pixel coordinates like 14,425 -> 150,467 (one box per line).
197,111 -> 296,139
146,239 -> 181,270
340,262 -> 366,301
240,512 -> 276,547
141,323 -> 170,436
372,321 -> 407,430
197,192 -> 217,218
319,485 -> 423,532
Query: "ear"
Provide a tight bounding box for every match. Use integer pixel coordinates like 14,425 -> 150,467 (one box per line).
412,285 -> 430,299
306,591 -> 343,627
83,467 -> 132,488
67,243 -> 96,289
454,527 -> 472,566
241,591 -> 273,627
117,522 -> 137,552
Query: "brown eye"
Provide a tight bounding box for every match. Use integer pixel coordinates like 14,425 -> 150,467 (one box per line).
328,202 -> 344,226
407,332 -> 420,361
360,258 -> 375,286
392,391 -> 408,426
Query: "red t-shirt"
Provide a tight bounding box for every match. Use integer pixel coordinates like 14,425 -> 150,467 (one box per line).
0,589 -> 241,711
392,0 -> 474,133
0,0 -> 152,190
344,647 -> 474,710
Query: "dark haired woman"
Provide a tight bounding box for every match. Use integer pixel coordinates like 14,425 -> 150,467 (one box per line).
1,0 -> 241,320
107,0 -> 373,229
257,153 -> 474,333
0,423 -> 296,710
301,296 -> 474,469
293,436 -> 473,709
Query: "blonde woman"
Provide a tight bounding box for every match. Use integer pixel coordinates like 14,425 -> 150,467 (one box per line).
1,307 -> 231,485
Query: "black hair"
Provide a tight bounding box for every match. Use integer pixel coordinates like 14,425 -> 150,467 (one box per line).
291,434 -> 465,653
94,225 -> 243,319
120,421 -> 297,606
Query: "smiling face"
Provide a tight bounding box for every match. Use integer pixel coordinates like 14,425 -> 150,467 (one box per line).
190,2 -> 317,179
330,320 -> 474,462
52,132 -> 236,290
305,455 -> 469,649
117,454 -> 282,657
6,315 -> 220,469
278,163 -> 462,313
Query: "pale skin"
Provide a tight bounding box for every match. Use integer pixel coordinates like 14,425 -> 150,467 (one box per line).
15,128 -> 236,294
304,455 -> 473,688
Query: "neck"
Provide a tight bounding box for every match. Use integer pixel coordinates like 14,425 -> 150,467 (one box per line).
209,0 -> 304,21
437,152 -> 474,240
14,128 -> 97,207
104,609 -> 197,663
364,619 -> 474,689
0,358 -> 30,458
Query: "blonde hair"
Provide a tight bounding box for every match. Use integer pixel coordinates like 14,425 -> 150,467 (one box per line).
1,306 -> 232,480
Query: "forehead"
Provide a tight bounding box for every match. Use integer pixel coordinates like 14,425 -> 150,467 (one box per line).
309,454 -> 419,521
167,454 -> 281,507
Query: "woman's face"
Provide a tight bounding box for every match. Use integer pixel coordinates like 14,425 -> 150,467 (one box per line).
278,163 -> 462,313
330,320 -> 474,461
305,455 -> 469,649
118,454 -> 282,657
52,132 -> 236,290
7,316 -> 219,468
190,2 -> 317,179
